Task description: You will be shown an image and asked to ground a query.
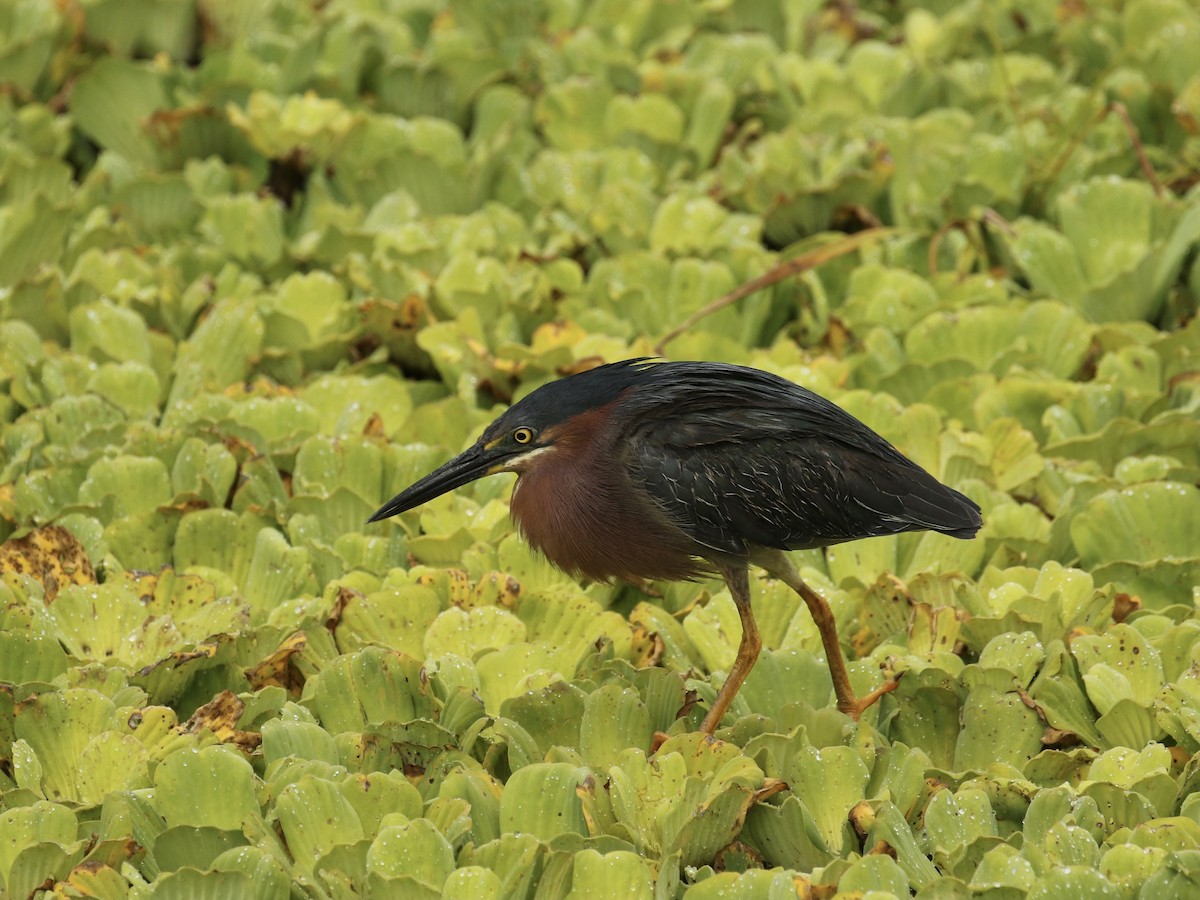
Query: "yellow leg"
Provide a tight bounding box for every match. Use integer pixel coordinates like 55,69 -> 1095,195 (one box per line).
768,553 -> 898,719
699,566 -> 762,735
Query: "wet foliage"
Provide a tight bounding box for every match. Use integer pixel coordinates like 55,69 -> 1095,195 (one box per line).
2,0 -> 1200,896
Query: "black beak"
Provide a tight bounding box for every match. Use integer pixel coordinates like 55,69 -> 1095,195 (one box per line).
367,442 -> 512,523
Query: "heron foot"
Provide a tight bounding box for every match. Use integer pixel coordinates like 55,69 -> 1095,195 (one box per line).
837,674 -> 902,720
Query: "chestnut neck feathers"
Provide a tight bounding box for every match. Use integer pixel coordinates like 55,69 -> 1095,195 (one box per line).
508,401 -> 704,583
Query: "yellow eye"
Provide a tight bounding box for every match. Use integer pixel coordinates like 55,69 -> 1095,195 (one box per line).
513,427 -> 535,445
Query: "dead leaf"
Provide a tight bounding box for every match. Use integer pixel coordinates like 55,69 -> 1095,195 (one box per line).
184,689 -> 261,752
245,632 -> 307,693
1112,592 -> 1142,624
631,624 -> 665,668
0,525 -> 96,602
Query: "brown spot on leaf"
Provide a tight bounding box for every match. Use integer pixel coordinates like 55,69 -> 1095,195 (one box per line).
183,690 -> 261,753
649,731 -> 671,755
1112,593 -> 1142,624
675,689 -> 701,722
245,632 -> 308,694
867,839 -> 898,859
362,412 -> 385,438
713,839 -> 764,873
1041,727 -> 1083,749
0,525 -> 96,602
325,586 -> 358,632
631,624 -> 665,668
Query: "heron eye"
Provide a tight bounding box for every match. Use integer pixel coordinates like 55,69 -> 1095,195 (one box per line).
512,427 -> 535,445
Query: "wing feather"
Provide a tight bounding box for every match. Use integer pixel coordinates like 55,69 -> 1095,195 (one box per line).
620,363 -> 981,554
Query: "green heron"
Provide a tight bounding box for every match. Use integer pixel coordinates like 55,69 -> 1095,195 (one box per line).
370,359 -> 981,734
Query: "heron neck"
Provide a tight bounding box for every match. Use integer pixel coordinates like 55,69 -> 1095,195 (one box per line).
508,420 -> 702,584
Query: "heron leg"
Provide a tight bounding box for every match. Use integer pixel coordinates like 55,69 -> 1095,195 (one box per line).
699,565 -> 762,735
765,552 -> 898,719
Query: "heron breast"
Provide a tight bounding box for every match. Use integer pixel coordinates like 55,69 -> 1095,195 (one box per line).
508,457 -> 704,584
